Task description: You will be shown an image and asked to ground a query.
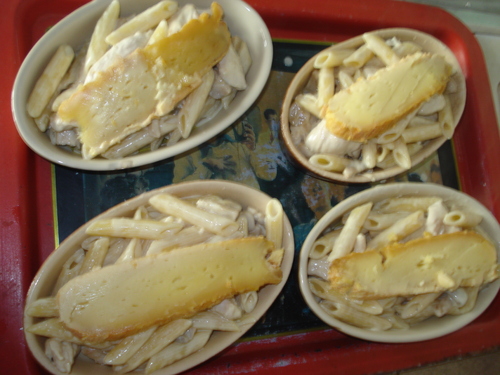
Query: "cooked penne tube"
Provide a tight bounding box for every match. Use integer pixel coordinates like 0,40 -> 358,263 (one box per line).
104,326 -> 157,365
418,94 -> 446,115
146,226 -> 213,255
448,287 -> 479,315
392,41 -> 422,57
79,237 -> 109,274
392,138 -> 412,169
105,1 -> 178,45
438,95 -> 455,139
53,249 -> 85,293
352,233 -> 367,253
443,210 -> 483,228
327,202 -> 372,262
319,300 -> 392,331
401,122 -> 442,143
217,44 -> 247,90
398,292 -> 441,319
27,45 -> 75,118
147,19 -> 169,45
232,36 -> 252,74
317,67 -> 334,108
363,212 -> 411,231
361,141 -> 377,169
236,291 -> 258,314
145,330 -> 212,374
362,32 -> 399,66
367,210 -> 425,250
179,69 -> 215,138
191,311 -> 240,331
265,198 -> 284,249
149,194 -> 239,237
27,319 -> 110,349
343,44 -> 373,68
307,257 -> 330,279
84,0 -> 120,73
376,110 -> 417,144
295,93 -> 322,119
309,278 -> 383,315
309,153 -> 348,172
85,218 -> 183,240
337,68 -> 355,89
314,49 -> 355,68
196,195 -> 242,221
376,142 -> 422,169
374,196 -> 441,213
118,319 -> 192,373
25,297 -> 58,318
309,228 -> 341,259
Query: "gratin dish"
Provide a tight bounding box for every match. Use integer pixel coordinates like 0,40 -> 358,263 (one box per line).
281,28 -> 466,184
24,180 -> 294,375
298,182 -> 500,343
11,0 -> 272,171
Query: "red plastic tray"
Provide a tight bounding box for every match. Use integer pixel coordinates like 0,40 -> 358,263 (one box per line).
1,0 -> 499,374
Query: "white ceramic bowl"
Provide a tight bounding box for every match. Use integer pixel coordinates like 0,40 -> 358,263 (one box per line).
281,28 -> 466,183
24,180 -> 295,374
299,183 -> 500,343
12,0 -> 272,171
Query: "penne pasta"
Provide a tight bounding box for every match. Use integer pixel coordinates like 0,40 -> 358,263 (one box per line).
295,93 -> 322,119
145,330 -> 212,374
438,95 -> 455,139
392,137 -> 412,169
367,210 -> 425,250
309,228 -> 341,259
86,218 -> 183,240
25,297 -> 59,318
327,202 -> 372,262
398,292 -> 440,319
105,1 -> 178,45
27,45 -> 75,118
319,300 -> 392,331
317,67 -> 335,108
84,0 -> 120,73
117,319 -> 192,373
343,44 -> 373,68
309,153 -> 348,172
362,32 -> 399,66
178,69 -> 215,138
78,237 -> 109,274
104,326 -> 157,366
149,194 -> 239,237
314,49 -> 355,69
374,196 -> 441,213
265,198 -> 284,249
402,122 -> 442,143
443,210 -> 483,228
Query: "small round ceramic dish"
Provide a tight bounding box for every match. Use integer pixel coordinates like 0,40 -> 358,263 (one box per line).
298,182 -> 500,343
24,180 -> 294,374
12,0 -> 272,171
281,28 -> 466,184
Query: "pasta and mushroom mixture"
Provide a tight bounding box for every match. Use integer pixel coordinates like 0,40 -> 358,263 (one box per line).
307,196 -> 499,331
25,193 -> 285,373
289,32 -> 463,178
27,0 -> 252,159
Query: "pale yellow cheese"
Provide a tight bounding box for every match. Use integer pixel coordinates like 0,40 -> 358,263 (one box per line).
57,237 -> 282,343
57,2 -> 231,159
328,231 -> 498,300
324,52 -> 452,142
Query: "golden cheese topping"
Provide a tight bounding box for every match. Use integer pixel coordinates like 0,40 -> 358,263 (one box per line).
324,52 -> 452,142
57,237 -> 282,343
328,231 -> 498,300
57,2 -> 231,159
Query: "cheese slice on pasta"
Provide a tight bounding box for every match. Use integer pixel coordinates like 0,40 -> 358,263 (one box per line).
57,236 -> 283,343
57,3 -> 231,159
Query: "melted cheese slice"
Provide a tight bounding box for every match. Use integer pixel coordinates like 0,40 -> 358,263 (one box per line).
328,231 -> 498,300
57,3 -> 231,159
325,52 -> 452,142
57,237 -> 283,343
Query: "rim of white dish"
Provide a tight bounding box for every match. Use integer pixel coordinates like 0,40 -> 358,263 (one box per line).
298,182 -> 500,343
11,0 -> 273,171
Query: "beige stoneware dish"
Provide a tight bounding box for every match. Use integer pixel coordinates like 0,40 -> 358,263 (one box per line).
280,28 -> 466,183
298,183 -> 500,343
24,180 -> 294,375
12,0 -> 272,171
